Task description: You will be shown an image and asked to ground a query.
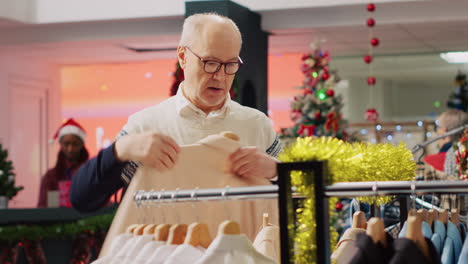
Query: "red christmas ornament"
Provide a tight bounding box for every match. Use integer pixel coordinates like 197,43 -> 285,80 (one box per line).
301,54 -> 310,60
315,112 -> 321,121
367,3 -> 376,12
304,89 -> 313,95
326,89 -> 335,97
335,202 -> 343,211
363,55 -> 373,64
367,76 -> 376,85
322,72 -> 330,80
370,37 -> 380,46
365,108 -> 379,122
367,18 -> 375,27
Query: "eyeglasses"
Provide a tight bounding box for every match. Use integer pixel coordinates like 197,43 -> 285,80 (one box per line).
185,47 -> 243,75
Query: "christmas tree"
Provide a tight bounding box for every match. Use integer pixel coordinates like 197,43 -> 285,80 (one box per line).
447,72 -> 468,112
0,143 -> 23,199
280,44 -> 348,143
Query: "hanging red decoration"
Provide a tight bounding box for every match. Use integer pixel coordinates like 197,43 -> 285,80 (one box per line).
326,89 -> 335,97
364,2 -> 380,121
365,108 -> 379,122
367,3 -> 376,12
315,112 -> 321,121
364,55 -> 373,64
322,72 -> 330,80
367,18 -> 375,27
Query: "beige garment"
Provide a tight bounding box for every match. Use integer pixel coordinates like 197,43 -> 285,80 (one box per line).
100,134 -> 278,257
253,225 -> 280,263
331,228 -> 366,264
145,245 -> 178,264
163,244 -> 205,264
135,241 -> 166,264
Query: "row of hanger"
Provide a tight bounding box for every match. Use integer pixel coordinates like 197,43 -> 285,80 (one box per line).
352,206 -> 462,261
120,212 -> 273,248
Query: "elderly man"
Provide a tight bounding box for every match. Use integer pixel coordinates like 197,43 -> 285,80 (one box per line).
70,13 -> 281,212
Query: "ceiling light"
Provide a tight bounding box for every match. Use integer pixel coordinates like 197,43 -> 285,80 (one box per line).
440,51 -> 468,63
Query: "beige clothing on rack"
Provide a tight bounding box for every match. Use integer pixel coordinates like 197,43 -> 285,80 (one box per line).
253,225 -> 280,263
100,134 -> 278,257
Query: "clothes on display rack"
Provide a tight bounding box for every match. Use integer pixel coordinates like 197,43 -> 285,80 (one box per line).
92,202 -> 279,264
100,133 -> 278,257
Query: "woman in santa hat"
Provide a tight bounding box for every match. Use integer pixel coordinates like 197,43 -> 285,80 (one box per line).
37,118 -> 89,208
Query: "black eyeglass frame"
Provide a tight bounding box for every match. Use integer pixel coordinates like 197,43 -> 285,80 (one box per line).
185,46 -> 243,75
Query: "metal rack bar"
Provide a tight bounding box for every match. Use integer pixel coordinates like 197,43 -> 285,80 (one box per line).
325,181 -> 468,197
133,180 -> 468,204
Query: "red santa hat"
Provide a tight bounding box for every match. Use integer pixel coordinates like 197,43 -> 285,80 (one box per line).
423,152 -> 446,172
52,118 -> 86,143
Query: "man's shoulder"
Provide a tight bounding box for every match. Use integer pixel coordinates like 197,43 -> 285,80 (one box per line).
128,96 -> 176,121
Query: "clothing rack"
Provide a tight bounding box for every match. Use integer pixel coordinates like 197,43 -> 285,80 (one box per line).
132,161 -> 468,264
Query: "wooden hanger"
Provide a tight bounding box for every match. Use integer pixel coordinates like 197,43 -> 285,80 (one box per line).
366,217 -> 387,248
184,223 -> 212,249
154,224 -> 171,241
428,208 -> 439,223
426,210 -> 434,227
417,209 -> 428,222
218,220 -> 241,235
439,209 -> 449,224
143,224 -> 158,235
166,224 -> 188,245
406,216 -> 430,260
352,211 -> 367,229
133,224 -> 148,235
263,213 -> 272,228
451,208 -> 460,227
126,224 -> 139,234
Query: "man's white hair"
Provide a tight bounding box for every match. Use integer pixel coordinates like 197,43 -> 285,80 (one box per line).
179,12 -> 242,47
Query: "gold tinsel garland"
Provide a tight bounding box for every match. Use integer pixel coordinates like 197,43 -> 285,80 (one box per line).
278,137 -> 416,264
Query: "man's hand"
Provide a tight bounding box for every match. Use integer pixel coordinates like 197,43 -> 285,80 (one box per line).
229,146 -> 277,179
114,133 -> 180,171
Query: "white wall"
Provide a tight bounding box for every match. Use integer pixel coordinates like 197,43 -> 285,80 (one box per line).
0,54 -> 61,208
345,77 -> 450,123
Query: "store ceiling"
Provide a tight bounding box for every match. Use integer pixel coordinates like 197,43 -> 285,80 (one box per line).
0,0 -> 467,80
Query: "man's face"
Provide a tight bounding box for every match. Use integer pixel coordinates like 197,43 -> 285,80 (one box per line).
178,22 -> 241,113
59,134 -> 84,161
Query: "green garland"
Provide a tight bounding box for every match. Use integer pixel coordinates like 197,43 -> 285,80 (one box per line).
0,212 -> 115,242
278,136 -> 416,264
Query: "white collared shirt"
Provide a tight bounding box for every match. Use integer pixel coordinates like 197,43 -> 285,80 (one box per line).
194,234 -> 277,264
163,244 -> 205,264
118,82 -> 282,183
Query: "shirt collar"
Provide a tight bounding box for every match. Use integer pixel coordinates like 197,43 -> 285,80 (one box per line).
175,81 -> 231,118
